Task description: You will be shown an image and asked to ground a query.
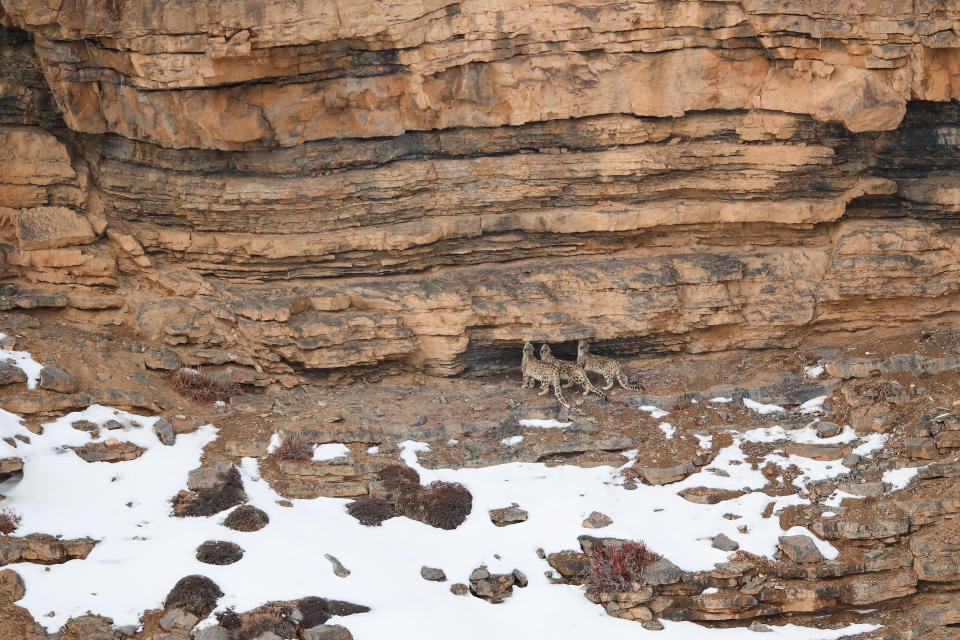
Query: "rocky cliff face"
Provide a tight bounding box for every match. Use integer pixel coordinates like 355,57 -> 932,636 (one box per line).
2,1 -> 960,381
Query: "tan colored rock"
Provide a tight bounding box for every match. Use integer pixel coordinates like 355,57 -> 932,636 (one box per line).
6,207 -> 95,250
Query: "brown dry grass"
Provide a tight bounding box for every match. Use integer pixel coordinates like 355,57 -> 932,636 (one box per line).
171,367 -> 239,403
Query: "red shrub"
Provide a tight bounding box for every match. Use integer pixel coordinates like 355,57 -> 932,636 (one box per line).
670,397 -> 694,413
0,509 -> 20,535
419,482 -> 472,530
585,540 -> 655,593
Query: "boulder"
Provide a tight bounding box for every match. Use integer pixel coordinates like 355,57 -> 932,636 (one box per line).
489,504 -> 528,527
582,511 -> 613,529
420,566 -> 446,582
0,569 -> 25,603
642,558 -> 683,585
0,362 -> 26,387
711,533 -> 739,552
154,417 -> 176,445
778,535 -> 823,564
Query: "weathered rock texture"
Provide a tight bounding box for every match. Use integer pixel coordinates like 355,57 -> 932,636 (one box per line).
3,1 -> 960,378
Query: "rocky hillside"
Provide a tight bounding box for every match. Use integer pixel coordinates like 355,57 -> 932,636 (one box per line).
2,0 -> 960,383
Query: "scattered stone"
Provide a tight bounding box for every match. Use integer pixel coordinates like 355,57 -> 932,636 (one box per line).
38,366 -> 78,393
842,453 -> 862,468
421,566 -> 447,582
641,620 -> 664,631
0,568 -> 25,603
0,362 -> 26,387
325,554 -> 350,577
512,569 -> 528,587
489,504 -> 528,527
103,419 -> 125,430
468,565 -> 522,603
816,422 -> 842,438
711,533 -> 739,552
450,583 -> 468,596
154,417 -> 175,446
159,607 -> 199,631
301,625 -> 354,640
778,535 -> 824,563
582,511 -> 613,529
70,420 -> 99,433
749,621 -> 773,632
641,558 -> 683,585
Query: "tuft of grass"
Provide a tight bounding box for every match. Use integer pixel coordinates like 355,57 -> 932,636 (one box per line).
346,496 -> 396,527
171,367 -> 238,403
297,596 -> 331,628
164,575 -> 223,618
584,540 -> 655,593
274,432 -> 313,461
222,505 -> 269,532
418,482 -> 473,530
0,508 -> 21,535
196,540 -> 244,565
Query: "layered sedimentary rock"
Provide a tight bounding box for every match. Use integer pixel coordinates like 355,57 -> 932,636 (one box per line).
2,1 -> 960,378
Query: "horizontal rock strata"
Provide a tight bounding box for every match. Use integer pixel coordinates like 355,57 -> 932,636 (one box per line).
1,2 -> 960,380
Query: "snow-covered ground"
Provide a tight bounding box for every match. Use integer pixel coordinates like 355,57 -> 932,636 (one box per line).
0,341 -> 882,639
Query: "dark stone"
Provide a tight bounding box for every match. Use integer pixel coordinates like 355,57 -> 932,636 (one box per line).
38,366 -> 78,393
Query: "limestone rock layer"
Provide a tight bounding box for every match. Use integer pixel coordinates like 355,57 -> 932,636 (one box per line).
2,1 -> 960,378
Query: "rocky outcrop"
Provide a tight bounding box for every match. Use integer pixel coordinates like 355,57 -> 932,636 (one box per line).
2,2 -> 960,381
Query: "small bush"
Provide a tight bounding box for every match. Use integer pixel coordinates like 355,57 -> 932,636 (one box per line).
196,540 -> 244,565
172,466 -> 246,517
215,609 -> 242,630
297,596 -> 330,628
0,509 -> 21,535
670,396 -> 694,413
419,482 -> 472,530
171,367 -> 238,403
584,540 -> 655,593
164,575 -> 223,618
376,464 -> 420,488
274,432 -> 313,461
346,496 -> 396,527
222,505 -> 269,532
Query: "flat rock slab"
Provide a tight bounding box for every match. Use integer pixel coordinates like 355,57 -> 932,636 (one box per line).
72,441 -> 145,463
13,206 -> 96,251
0,534 -> 97,566
678,487 -> 747,504
636,462 -> 695,485
38,366 -> 78,393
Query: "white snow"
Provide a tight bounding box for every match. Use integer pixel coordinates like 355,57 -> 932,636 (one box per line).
518,419 -> 572,429
0,341 -> 881,640
743,398 -> 784,415
709,397 -> 732,404
313,443 -> 350,461
501,435 -> 524,446
803,365 -> 825,379
702,587 -> 718,595
882,467 -> 919,491
639,405 -> 670,419
799,396 -> 827,415
659,423 -> 676,440
0,333 -> 44,390
366,446 -> 380,454
694,434 -> 713,450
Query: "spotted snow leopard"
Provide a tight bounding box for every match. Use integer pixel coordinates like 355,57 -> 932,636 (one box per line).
521,342 -> 569,408
539,344 -> 607,400
576,339 -> 643,391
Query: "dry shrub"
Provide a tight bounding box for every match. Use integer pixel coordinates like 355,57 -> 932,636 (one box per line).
297,596 -> 330,628
164,575 -> 223,618
215,609 -> 242,630
376,464 -> 420,489
0,508 -> 21,535
274,432 -> 313,461
172,466 -> 246,517
196,540 -> 244,565
584,540 -> 655,593
670,396 -> 694,413
418,482 -> 472,530
346,496 -> 396,527
223,505 -> 269,532
171,367 -> 238,403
